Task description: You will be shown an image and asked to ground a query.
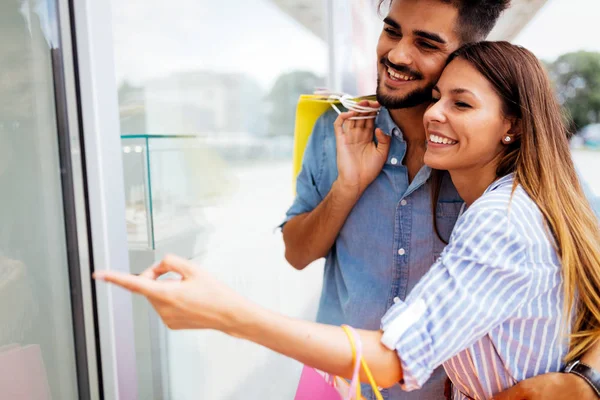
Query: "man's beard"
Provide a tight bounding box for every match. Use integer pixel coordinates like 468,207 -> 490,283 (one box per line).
376,78 -> 434,109
376,56 -> 434,109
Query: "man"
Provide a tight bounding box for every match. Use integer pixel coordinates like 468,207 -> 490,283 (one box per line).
281,0 -> 600,399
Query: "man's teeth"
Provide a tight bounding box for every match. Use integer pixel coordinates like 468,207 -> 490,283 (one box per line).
387,67 -> 415,81
430,134 -> 457,145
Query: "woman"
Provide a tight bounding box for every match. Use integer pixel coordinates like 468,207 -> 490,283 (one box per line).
95,42 -> 600,399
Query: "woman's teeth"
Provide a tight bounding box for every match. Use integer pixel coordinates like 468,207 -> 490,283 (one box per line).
430,134 -> 457,145
387,67 -> 415,81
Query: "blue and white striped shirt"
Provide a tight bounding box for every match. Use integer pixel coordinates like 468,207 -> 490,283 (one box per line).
380,174 -> 569,400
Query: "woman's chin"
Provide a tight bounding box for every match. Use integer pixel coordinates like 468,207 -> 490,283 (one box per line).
424,154 -> 448,170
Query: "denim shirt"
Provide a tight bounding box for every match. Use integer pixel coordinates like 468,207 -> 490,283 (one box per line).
282,107 -> 463,400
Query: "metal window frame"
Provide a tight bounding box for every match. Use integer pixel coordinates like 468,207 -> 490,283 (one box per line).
68,0 -> 139,398
45,0 -> 105,398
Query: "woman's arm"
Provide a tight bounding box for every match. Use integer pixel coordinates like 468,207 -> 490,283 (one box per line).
96,206 -> 532,392
232,301 -> 403,388
94,254 -> 403,388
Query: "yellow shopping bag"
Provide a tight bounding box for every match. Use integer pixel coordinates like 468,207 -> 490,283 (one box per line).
292,94 -> 376,193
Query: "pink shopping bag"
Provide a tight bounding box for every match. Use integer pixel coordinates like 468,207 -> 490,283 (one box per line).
294,325 -> 383,400
294,366 -> 341,400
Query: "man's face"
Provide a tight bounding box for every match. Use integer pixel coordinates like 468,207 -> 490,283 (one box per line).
376,0 -> 462,109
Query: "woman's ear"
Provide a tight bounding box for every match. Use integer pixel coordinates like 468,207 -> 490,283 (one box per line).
502,118 -> 521,145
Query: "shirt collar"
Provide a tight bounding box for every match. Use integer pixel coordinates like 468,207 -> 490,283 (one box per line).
484,173 -> 515,194
376,107 -> 403,139
376,106 -> 433,193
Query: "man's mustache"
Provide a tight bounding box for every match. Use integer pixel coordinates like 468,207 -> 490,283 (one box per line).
380,57 -> 423,80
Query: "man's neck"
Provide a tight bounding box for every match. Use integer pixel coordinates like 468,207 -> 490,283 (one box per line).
387,104 -> 429,182
388,103 -> 429,143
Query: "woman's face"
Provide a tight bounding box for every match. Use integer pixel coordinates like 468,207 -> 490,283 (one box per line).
423,58 -> 513,173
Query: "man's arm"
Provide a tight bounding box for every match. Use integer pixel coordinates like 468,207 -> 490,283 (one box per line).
492,340 -> 600,400
284,102 -> 390,269
283,180 -> 362,269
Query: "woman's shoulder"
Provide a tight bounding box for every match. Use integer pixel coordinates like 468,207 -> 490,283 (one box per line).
468,174 -> 541,227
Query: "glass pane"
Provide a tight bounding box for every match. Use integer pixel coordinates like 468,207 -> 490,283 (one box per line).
122,137 -> 153,249
111,0 -> 328,398
147,136 -> 211,253
0,0 -> 79,399
122,135 -> 215,253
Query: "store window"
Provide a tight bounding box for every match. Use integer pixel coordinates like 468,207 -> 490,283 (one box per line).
110,1 -> 328,398
0,0 -> 80,398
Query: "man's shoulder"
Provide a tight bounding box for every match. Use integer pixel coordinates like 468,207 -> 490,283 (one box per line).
310,109 -> 339,157
314,108 -> 338,134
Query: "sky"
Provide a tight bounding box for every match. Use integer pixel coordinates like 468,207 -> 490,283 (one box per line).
110,0 -> 327,90
109,0 -> 600,91
513,0 -> 600,61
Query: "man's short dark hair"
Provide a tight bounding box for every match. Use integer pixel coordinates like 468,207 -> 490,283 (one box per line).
379,0 -> 511,43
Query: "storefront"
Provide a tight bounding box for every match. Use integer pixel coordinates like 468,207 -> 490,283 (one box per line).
6,1 -> 589,399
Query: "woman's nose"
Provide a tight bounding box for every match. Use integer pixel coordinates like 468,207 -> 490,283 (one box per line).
424,100 -> 446,125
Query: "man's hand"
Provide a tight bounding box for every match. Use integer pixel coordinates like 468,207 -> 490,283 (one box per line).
492,372 -> 597,400
334,100 -> 391,201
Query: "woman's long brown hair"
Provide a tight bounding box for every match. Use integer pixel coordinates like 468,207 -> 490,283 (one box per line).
431,41 -> 600,361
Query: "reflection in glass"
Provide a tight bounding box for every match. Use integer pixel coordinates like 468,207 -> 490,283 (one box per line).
0,0 -> 79,399
111,0 -> 328,398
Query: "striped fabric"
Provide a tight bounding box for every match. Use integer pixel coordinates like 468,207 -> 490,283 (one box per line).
380,174 -> 569,400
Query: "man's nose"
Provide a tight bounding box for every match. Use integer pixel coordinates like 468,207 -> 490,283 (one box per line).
387,39 -> 414,67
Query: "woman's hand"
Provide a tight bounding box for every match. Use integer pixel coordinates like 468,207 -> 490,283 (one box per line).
94,254 -> 246,333
94,254 -> 403,388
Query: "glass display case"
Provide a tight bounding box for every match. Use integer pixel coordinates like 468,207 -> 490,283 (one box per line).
121,134 -> 215,255
121,133 -> 238,261
121,133 -> 236,399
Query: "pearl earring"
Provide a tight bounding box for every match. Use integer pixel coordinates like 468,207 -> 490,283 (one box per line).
504,136 -> 511,142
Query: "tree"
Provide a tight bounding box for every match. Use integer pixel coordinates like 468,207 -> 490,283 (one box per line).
265,71 -> 325,136
546,51 -> 600,132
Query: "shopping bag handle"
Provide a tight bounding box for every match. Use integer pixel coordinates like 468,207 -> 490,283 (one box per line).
341,325 -> 384,400
312,90 -> 380,120
342,325 -> 363,399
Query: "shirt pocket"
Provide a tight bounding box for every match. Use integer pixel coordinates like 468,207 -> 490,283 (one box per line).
432,202 -> 462,260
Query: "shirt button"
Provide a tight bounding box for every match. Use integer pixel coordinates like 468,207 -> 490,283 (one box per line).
398,248 -> 405,256
390,157 -> 398,165
400,199 -> 407,206
393,297 -> 400,304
